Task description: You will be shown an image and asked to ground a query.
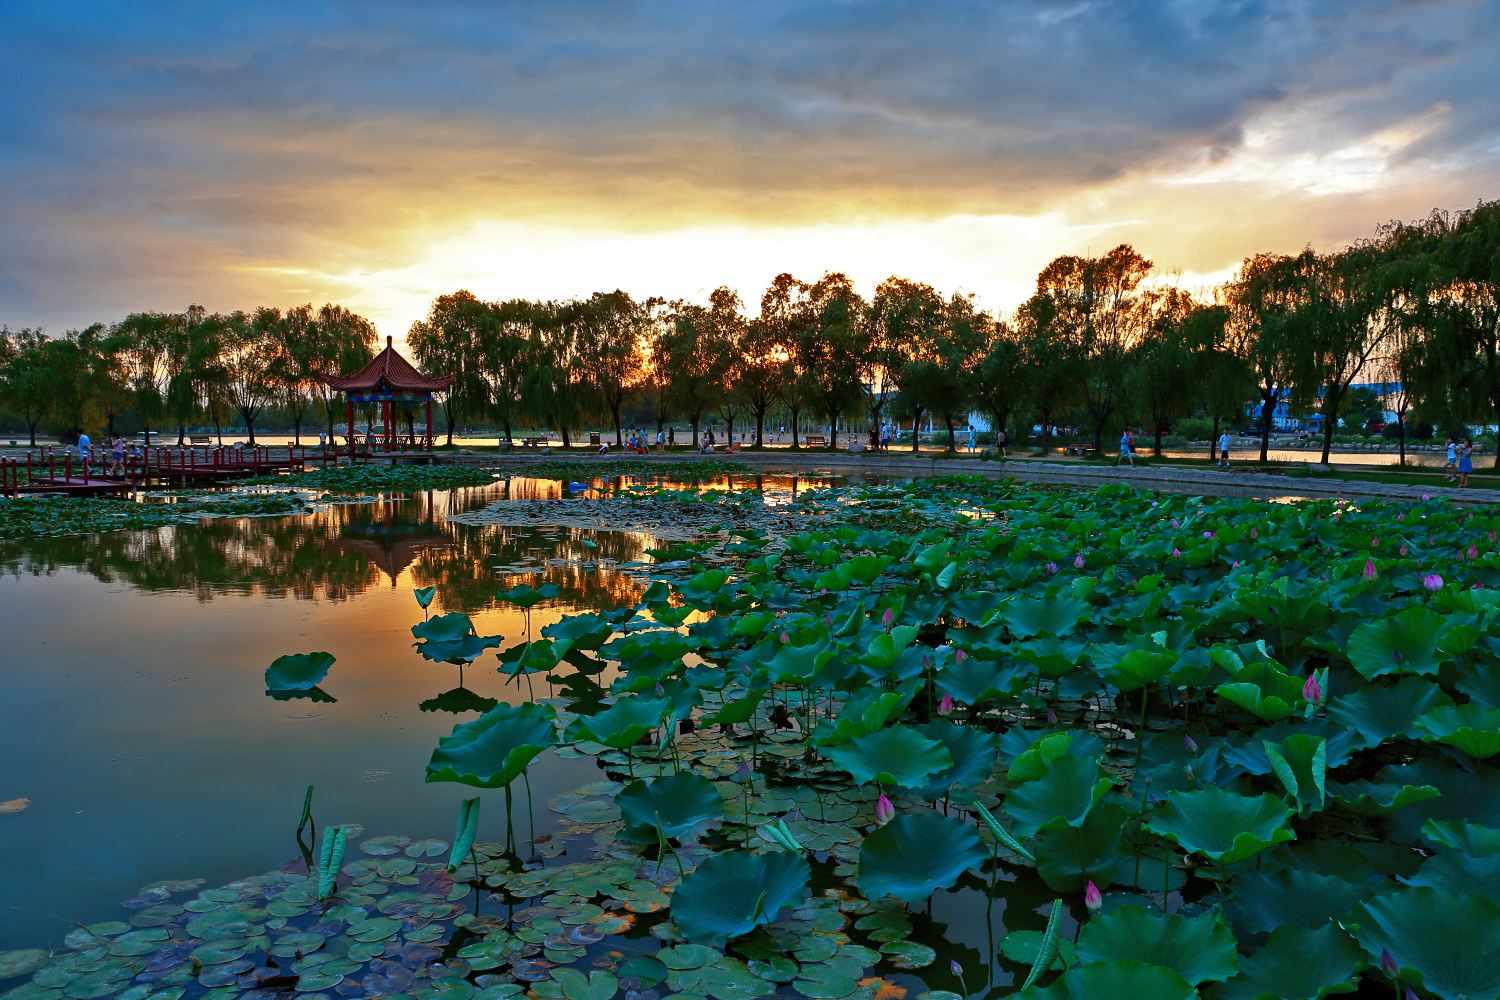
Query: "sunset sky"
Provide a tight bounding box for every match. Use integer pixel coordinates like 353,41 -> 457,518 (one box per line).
2,1 -> 1497,341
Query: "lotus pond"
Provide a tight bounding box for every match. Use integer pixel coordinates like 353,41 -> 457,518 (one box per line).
3,472 -> 1500,999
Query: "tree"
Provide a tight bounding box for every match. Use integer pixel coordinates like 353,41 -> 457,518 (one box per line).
409,291 -> 489,446
0,329 -> 52,445
872,277 -> 946,452
109,311 -> 184,445
309,304 -> 378,443
1182,302 -> 1244,463
1227,252 -> 1302,462
1036,245 -> 1154,453
1134,288 -> 1200,455
797,273 -> 870,448
1012,292 -> 1080,453
972,325 -> 1028,448
577,290 -> 644,446
758,273 -> 814,448
733,314 -> 782,447
929,294 -> 988,451
661,299 -> 731,446
224,310 -> 275,443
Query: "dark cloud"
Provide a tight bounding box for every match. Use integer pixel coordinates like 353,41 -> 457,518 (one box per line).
0,0 -> 1497,330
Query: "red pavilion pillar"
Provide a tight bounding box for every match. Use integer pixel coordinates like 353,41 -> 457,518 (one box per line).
345,398 -> 355,456
425,398 -> 433,448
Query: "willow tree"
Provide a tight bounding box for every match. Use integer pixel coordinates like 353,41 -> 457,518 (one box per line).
797,273 -> 870,448
1227,253 -> 1302,462
758,273 -> 814,447
872,277 -> 946,451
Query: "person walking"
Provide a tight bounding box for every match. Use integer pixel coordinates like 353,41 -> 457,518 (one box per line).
108,435 -> 125,477
996,427 -> 1007,457
1459,438 -> 1474,488
1117,428 -> 1134,467
966,425 -> 976,453
1445,437 -> 1458,482
1218,429 -> 1232,471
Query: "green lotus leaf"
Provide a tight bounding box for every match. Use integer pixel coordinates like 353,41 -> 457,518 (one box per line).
551,968 -> 619,1000
497,582 -> 560,609
1212,923 -> 1363,1000
857,811 -> 986,905
1326,677 -> 1453,749
1403,850 -> 1500,906
913,720 -> 998,799
861,626 -> 920,672
814,685 -> 916,746
1077,906 -> 1237,985
568,696 -> 669,749
936,657 -> 1028,705
264,651 -> 335,692
417,632 -> 504,665
1008,733 -> 1075,783
1215,682 -> 1295,722
1144,788 -> 1294,865
1003,755 -> 1114,837
1347,606 -> 1447,679
617,772 -> 725,842
1416,703 -> 1500,759
1326,780 -> 1440,815
426,701 -> 558,788
412,612 -> 478,643
824,725 -> 953,788
765,639 -> 835,686
1263,734 -> 1327,816
413,586 -> 436,610
1033,802 -> 1133,892
670,850 -> 810,945
419,686 -> 500,714
1017,960 -> 1195,999
1422,818 -> 1500,856
541,612 -> 615,651
1226,867 -> 1370,936
995,593 -> 1091,639
1349,887 -> 1500,999
1013,635 -> 1086,679
1099,646 -> 1176,693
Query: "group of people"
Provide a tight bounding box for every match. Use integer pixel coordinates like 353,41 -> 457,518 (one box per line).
1445,436 -> 1476,487
72,431 -> 142,478
598,428 -> 670,454
1118,428 -> 1235,471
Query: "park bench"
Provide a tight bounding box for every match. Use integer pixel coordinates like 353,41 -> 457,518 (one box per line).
522,437 -> 544,449
805,435 -> 828,448
189,435 -> 212,446
1065,441 -> 1090,456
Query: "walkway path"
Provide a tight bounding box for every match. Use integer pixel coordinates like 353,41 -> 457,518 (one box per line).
453,449 -> 1500,505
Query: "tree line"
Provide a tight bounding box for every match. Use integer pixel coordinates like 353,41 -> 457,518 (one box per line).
3,200 -> 1498,461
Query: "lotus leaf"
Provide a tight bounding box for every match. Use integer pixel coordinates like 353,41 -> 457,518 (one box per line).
1326,677 -> 1453,748
670,850 -> 810,945
856,811 -> 985,904
264,651 -> 335,692
1263,734 -> 1327,815
1003,755 -> 1114,837
936,657 -> 1027,705
497,582 -> 560,608
1017,960 -> 1195,999
1416,703 -> 1500,759
617,772 -> 725,842
1403,850 -> 1500,906
1032,803 -> 1132,891
1007,733 -> 1075,783
1212,923 -> 1363,1000
824,725 -> 953,788
1347,606 -> 1447,678
426,702 -> 558,788
996,593 -> 1090,638
1422,818 -> 1500,856
568,697 -> 668,749
1076,906 -> 1238,985
913,721 -> 998,799
1144,788 -> 1294,865
413,586 -> 436,610
412,612 -> 479,643
1350,887 -> 1500,999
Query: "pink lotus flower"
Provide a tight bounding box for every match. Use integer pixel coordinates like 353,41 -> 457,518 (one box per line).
1074,554 -> 1085,568
1045,561 -> 1058,575
874,793 -> 896,826
1469,544 -> 1480,560
1363,559 -> 1377,581
1171,548 -> 1181,558
1084,881 -> 1102,911
1399,544 -> 1408,556
1250,527 -> 1259,538
954,648 -> 969,664
882,608 -> 894,628
1303,673 -> 1322,704
1202,531 -> 1215,539
1371,536 -> 1379,547
1423,573 -> 1444,592
1171,519 -> 1180,529
938,693 -> 955,716
1381,948 -> 1398,976
779,632 -> 790,644
1046,707 -> 1058,725
1184,734 -> 1198,753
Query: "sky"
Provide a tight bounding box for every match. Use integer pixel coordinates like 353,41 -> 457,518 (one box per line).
2,0 -> 1498,342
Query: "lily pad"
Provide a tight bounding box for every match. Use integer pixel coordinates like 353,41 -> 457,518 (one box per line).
265,651 -> 335,693
670,851 -> 810,945
617,772 -> 725,842
857,811 -> 986,904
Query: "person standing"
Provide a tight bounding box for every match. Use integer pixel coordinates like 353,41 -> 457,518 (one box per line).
1218,429 -> 1232,471
108,435 -> 125,477
881,423 -> 891,451
966,425 -> 976,453
77,430 -> 94,478
1445,437 -> 1458,482
1117,428 -> 1134,467
1459,438 -> 1474,488
996,427 -> 1007,457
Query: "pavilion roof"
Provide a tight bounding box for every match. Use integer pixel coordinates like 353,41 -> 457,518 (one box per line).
323,337 -> 455,393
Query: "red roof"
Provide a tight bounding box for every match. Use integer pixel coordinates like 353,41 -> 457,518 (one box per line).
323,337 -> 455,393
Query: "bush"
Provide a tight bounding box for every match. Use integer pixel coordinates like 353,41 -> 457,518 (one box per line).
1171,417 -> 1217,442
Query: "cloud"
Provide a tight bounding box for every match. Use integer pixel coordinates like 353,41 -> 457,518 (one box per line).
0,0 -> 1497,334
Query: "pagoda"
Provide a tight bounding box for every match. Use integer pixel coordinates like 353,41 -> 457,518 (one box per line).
322,337 -> 454,454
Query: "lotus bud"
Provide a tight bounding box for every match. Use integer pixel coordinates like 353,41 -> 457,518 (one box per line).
1251,527 -> 1258,538
1422,493 -> 1432,501
1469,544 -> 1480,560
1171,519 -> 1179,529
1231,560 -> 1241,569
1381,948 -> 1398,976
950,960 -> 962,978
1397,512 -> 1405,521
1303,673 -> 1322,704
1084,881 -> 1102,911
1045,561 -> 1058,575
882,608 -> 894,628
779,631 -> 790,644
1046,707 -> 1058,725
1400,544 -> 1408,556
1491,530 -> 1497,542
1371,536 -> 1379,547
1202,531 -> 1215,539
1423,573 -> 1444,592
954,648 -> 969,664
654,683 -> 665,696
1363,558 -> 1377,581
1074,554 -> 1085,568
1184,734 -> 1198,753
875,793 -> 896,826
938,693 -> 955,716
1171,548 -> 1181,558
737,762 -> 753,782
